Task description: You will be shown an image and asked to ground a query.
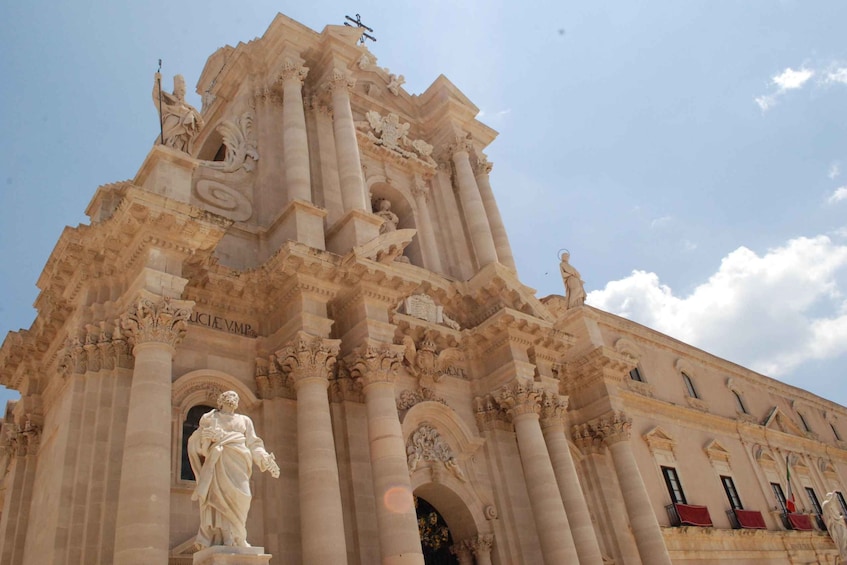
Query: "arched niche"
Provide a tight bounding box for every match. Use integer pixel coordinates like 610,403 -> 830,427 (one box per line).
368,179 -> 422,267
414,480 -> 486,542
172,369 -> 259,414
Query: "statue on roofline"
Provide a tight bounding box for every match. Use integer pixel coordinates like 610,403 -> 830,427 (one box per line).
559,249 -> 586,309
153,72 -> 204,153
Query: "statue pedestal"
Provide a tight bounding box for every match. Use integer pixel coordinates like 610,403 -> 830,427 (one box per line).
193,546 -> 272,565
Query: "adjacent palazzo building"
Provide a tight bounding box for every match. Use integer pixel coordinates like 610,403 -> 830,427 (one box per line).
1,12 -> 846,565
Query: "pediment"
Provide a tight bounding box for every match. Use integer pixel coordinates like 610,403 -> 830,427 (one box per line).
704,439 -> 731,463
763,407 -> 806,437
752,444 -> 777,468
643,426 -> 675,454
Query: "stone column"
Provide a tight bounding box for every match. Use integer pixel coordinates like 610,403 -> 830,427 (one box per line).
466,534 -> 494,565
539,392 -> 604,565
114,295 -> 193,565
411,175 -> 444,273
450,137 -> 497,267
473,156 -> 515,271
496,380 -> 579,564
276,332 -> 348,565
0,421 -> 39,565
327,68 -> 367,212
598,412 -> 672,565
348,341 -> 424,565
280,59 -> 312,203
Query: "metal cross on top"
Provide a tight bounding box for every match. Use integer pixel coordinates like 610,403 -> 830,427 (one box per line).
344,13 -> 376,45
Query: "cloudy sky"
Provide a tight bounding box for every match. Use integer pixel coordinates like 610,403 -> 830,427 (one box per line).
1,1 -> 846,408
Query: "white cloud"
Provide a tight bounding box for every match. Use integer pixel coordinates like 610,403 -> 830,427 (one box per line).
826,67 -> 847,85
829,162 -> 842,180
587,236 -> 847,380
755,66 -> 815,112
650,215 -> 672,229
828,187 -> 847,204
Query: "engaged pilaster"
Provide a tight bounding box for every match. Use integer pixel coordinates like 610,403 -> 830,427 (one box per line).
114,294 -> 193,565
496,380 -> 579,564
277,332 -> 348,565
449,136 -> 497,267
539,392 -> 604,565
594,411 -> 672,565
348,340 -> 424,565
473,156 -> 515,270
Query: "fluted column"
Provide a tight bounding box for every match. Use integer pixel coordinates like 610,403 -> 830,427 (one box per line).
497,380 -> 578,564
327,68 -> 368,212
466,534 -> 494,565
277,332 -> 347,565
450,137 -> 497,267
348,340 -> 424,565
473,156 -> 515,270
114,295 -> 193,565
598,412 -> 672,565
411,175 -> 443,273
539,392 -> 604,565
280,59 -> 312,203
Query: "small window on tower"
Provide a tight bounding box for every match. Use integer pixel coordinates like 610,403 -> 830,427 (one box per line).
682,372 -> 699,399
629,367 -> 645,382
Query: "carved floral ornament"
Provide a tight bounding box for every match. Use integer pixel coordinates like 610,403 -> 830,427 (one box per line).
345,341 -> 405,388
203,112 -> 259,174
275,332 -> 341,387
121,295 -> 194,349
572,411 -> 633,452
406,422 -> 466,482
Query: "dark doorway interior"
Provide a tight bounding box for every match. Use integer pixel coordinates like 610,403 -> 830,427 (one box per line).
416,496 -> 459,565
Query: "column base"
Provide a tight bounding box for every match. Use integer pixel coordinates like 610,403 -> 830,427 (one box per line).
193,546 -> 272,565
326,208 -> 383,255
273,199 -> 328,250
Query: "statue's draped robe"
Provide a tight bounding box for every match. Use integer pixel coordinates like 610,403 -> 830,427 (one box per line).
188,410 -> 271,547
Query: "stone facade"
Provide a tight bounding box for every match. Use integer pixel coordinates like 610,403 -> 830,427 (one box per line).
1,12 -> 846,565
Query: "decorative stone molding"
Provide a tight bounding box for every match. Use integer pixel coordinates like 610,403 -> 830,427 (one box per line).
626,378 -> 655,397
279,58 -> 309,85
255,355 -> 295,400
345,340 -> 405,389
397,387 -> 447,411
325,67 -> 356,93
357,111 -> 436,166
447,133 -> 475,156
496,379 -> 542,420
401,334 -> 462,383
386,73 -> 405,96
685,396 -> 709,412
752,444 -> 777,470
1,417 -> 41,457
121,295 -> 193,349
201,111 -> 259,173
59,320 -> 133,375
484,504 -> 498,520
571,423 -> 605,454
464,533 -> 495,555
704,439 -> 731,464
643,426 -> 676,455
473,154 -> 494,176
275,332 -> 341,389
590,411 -> 632,445
328,363 -> 364,403
406,422 -> 466,482
396,294 -> 461,330
613,337 -> 642,362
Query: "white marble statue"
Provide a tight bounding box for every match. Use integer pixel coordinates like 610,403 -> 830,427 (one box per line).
559,251 -> 586,309
375,199 -> 400,233
188,391 -> 279,549
823,492 -> 847,562
153,72 -> 205,153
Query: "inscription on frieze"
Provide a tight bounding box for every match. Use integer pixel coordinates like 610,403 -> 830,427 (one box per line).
188,311 -> 256,337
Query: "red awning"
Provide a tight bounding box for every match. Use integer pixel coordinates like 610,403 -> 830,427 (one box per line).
675,503 -> 713,527
734,509 -> 766,529
787,513 -> 814,531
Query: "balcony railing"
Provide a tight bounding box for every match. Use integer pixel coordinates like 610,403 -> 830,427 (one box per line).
780,512 -> 814,531
666,503 -> 713,527
726,508 -> 766,529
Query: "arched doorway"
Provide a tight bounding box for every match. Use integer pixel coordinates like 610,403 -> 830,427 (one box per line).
416,495 -> 459,565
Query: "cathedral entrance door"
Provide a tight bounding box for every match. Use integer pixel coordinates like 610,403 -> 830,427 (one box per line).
415,496 -> 459,565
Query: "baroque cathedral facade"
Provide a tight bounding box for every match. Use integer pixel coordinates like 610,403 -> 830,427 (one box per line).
2,12 -> 847,565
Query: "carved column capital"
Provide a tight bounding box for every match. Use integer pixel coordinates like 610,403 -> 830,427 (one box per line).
571,423 -> 605,455
473,155 -> 494,176
496,379 -> 542,420
448,133 -> 475,157
539,390 -> 569,429
325,67 -> 356,94
411,175 -> 430,201
275,332 -> 340,389
121,295 -> 193,349
473,394 -> 508,432
279,58 -> 309,85
2,418 -> 41,457
345,340 -> 405,389
464,533 -> 495,556
595,411 -> 633,445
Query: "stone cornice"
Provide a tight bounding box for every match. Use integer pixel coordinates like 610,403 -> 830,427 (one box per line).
561,345 -> 636,395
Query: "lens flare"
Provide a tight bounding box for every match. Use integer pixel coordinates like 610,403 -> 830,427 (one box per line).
383,486 -> 413,514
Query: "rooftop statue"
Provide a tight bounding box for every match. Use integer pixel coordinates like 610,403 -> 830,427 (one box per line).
188,391 -> 279,549
153,72 -> 205,153
559,250 -> 586,309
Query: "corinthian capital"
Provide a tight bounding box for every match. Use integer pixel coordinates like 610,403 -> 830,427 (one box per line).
539,390 -> 569,428
345,340 -> 405,389
496,379 -> 542,420
275,331 -> 341,389
325,67 -> 356,94
279,58 -> 309,85
473,155 -> 493,176
121,294 -> 194,349
464,534 -> 495,556
596,411 -> 632,445
448,133 -> 475,157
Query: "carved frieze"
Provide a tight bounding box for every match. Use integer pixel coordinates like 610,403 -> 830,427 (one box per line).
406,422 -> 466,482
121,296 -> 193,349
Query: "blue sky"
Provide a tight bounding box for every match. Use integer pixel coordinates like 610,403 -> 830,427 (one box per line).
2,1 -> 846,407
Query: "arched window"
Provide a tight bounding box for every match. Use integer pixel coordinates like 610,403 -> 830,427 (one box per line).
797,412 -> 811,433
732,390 -> 748,414
181,404 -> 214,481
681,372 -> 698,399
831,422 -> 842,441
